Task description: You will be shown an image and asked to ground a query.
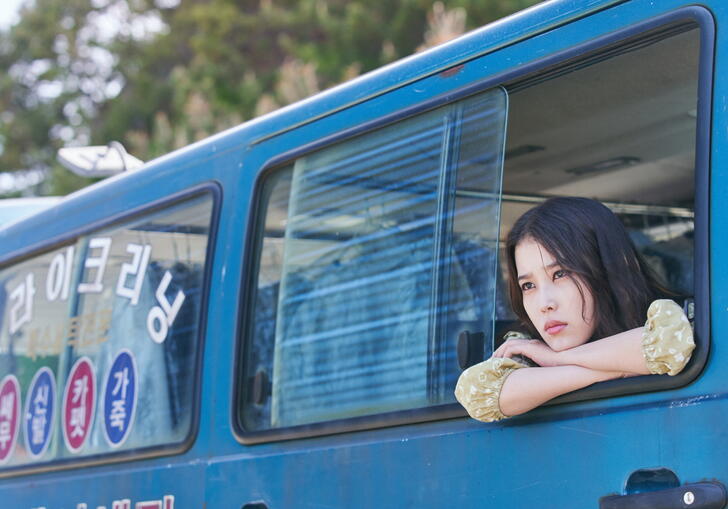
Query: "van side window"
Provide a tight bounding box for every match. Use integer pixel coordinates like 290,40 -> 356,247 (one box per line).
241,89 -> 507,431
498,22 -> 700,339
0,192 -> 214,468
240,18 -> 705,438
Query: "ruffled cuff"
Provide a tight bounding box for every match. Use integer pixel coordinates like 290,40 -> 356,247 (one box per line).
642,299 -> 695,376
454,357 -> 526,422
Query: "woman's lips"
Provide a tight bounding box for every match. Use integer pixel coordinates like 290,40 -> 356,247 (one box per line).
545,322 -> 567,335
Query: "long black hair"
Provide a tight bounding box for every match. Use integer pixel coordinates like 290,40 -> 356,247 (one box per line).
505,197 -> 670,341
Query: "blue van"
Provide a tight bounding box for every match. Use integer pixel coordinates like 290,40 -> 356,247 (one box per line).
0,198 -> 60,228
0,0 -> 721,507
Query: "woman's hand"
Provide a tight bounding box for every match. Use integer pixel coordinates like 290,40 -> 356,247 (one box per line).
492,338 -> 562,367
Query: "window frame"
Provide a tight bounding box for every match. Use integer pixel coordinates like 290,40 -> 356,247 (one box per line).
0,182 -> 222,478
234,89 -> 510,442
234,6 -> 713,444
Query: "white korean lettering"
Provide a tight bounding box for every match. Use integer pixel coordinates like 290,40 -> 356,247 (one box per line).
31,497 -> 172,509
135,496 -> 174,509
0,392 -> 14,448
78,237 -> 112,294
72,375 -> 88,404
0,392 -> 14,420
31,413 -> 46,445
69,375 -> 88,437
110,366 -> 130,431
135,502 -> 161,509
155,272 -> 185,326
116,243 -> 152,305
0,421 -> 9,448
34,384 -> 49,407
31,384 -> 49,445
69,406 -> 86,438
146,271 -> 185,344
112,368 -> 129,399
146,307 -> 167,344
47,246 -> 75,301
8,273 -> 35,335
110,400 -> 126,431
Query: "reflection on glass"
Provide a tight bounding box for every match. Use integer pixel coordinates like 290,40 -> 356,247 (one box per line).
243,88 -> 507,430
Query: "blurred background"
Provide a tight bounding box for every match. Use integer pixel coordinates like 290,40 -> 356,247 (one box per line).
0,0 -> 540,198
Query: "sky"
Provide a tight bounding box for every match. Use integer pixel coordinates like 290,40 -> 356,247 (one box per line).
0,0 -> 24,29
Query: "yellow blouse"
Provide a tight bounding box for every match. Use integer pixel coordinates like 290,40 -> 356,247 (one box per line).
641,299 -> 695,376
454,299 -> 694,423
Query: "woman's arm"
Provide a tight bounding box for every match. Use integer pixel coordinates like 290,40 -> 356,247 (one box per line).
558,327 -> 650,374
494,300 -> 693,376
459,301 -> 694,422
493,327 -> 649,375
498,365 -> 625,417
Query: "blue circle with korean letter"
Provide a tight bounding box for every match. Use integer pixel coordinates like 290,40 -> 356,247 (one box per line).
24,367 -> 55,459
103,349 -> 137,448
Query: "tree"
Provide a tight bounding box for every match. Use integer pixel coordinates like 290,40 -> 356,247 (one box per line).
0,0 -> 541,197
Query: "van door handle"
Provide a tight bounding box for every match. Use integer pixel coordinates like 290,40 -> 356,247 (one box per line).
600,481 -> 726,509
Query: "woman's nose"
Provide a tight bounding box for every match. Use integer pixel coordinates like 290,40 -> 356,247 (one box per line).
539,289 -> 557,313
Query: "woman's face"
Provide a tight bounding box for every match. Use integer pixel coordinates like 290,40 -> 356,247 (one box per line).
514,237 -> 596,351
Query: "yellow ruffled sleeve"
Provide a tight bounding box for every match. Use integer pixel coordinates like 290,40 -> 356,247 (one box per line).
642,299 -> 695,376
454,357 -> 526,423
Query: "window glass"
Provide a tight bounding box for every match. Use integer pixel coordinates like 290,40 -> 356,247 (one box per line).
243,88 -> 507,430
498,23 -> 699,337
0,193 -> 214,468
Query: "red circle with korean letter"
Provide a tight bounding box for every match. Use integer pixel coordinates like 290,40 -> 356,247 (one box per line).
62,357 -> 96,453
0,375 -> 20,464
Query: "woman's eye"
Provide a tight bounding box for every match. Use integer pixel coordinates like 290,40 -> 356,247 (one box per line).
553,269 -> 567,280
520,282 -> 534,291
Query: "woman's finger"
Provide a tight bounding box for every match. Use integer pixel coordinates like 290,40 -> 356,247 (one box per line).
502,343 -> 524,359
494,342 -> 512,358
493,340 -> 514,357
494,338 -> 527,358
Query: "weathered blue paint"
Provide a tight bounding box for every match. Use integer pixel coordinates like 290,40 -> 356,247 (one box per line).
0,0 -> 724,507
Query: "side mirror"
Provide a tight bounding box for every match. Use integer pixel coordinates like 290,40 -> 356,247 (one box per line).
57,141 -> 144,177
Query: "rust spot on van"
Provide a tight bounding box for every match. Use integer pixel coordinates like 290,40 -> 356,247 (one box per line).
440,64 -> 465,78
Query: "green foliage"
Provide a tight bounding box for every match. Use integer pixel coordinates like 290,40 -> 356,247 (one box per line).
0,0 -> 541,196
